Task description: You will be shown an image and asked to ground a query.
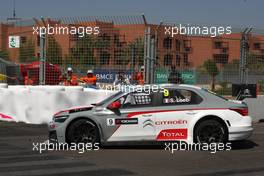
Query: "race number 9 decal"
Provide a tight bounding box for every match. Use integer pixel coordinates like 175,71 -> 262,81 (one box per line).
107,118 -> 115,126
163,89 -> 169,97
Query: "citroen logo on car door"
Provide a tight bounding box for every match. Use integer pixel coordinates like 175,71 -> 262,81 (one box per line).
143,119 -> 155,128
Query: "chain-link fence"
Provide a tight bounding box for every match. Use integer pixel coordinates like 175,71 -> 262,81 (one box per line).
153,22 -> 264,95
0,16 -> 264,95
0,15 -> 146,85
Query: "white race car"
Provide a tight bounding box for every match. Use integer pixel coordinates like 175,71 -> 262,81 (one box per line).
49,84 -> 253,145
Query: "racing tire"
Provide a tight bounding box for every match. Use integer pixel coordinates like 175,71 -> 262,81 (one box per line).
66,119 -> 100,145
194,119 -> 228,144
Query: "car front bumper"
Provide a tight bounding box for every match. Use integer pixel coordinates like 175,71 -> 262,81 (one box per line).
48,121 -> 67,143
49,130 -> 58,142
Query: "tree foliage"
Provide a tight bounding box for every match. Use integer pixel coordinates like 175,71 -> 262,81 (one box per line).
46,36 -> 63,65
223,53 -> 264,73
129,37 -> 144,66
246,53 -> 264,73
204,59 -> 219,77
68,35 -> 95,69
113,37 -> 144,67
203,59 -> 219,91
67,35 -> 145,71
19,39 -> 36,63
95,35 -> 111,50
0,51 -> 9,60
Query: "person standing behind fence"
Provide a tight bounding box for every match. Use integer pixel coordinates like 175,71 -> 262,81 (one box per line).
24,76 -> 33,85
60,67 -> 78,86
135,66 -> 144,85
114,72 -> 130,86
168,66 -> 183,84
80,70 -> 97,86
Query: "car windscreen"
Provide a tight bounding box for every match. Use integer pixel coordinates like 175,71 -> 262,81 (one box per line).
94,91 -> 123,106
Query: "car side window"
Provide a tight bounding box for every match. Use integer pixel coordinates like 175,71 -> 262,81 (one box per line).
162,89 -> 202,105
119,92 -> 152,109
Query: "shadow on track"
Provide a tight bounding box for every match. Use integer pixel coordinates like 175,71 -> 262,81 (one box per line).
231,140 -> 258,150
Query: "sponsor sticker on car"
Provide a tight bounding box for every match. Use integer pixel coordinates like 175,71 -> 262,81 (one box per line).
156,129 -> 188,140
107,118 -> 138,126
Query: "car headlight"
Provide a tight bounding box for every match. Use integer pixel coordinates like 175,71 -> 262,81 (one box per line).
53,115 -> 69,123
53,110 -> 70,123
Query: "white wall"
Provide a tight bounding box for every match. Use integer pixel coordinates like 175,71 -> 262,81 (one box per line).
0,84 -> 263,124
0,84 -> 115,124
244,96 -> 264,122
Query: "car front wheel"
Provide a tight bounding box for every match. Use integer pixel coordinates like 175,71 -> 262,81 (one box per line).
194,119 -> 228,144
67,119 -> 100,145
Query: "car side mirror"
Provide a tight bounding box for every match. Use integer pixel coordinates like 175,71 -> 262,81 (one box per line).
108,101 -> 121,110
107,101 -> 121,116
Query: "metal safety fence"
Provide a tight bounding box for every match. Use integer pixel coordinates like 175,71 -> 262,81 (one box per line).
0,15 -> 146,85
152,21 -> 264,95
0,16 -> 264,95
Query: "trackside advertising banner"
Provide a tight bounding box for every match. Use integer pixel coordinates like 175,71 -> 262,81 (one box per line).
154,69 -> 196,84
93,69 -> 132,83
92,69 -> 196,84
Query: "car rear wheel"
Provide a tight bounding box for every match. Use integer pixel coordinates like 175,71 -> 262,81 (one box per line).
67,119 -> 99,145
194,119 -> 227,144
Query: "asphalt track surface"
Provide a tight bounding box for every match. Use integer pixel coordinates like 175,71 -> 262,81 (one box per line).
0,121 -> 263,176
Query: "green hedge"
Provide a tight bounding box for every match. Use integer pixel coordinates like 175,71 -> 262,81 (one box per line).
259,80 -> 264,94
215,82 -> 232,96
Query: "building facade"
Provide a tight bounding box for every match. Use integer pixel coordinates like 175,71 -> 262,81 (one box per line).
0,19 -> 264,70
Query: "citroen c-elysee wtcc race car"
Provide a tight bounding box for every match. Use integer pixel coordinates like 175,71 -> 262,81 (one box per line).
48,84 -> 253,145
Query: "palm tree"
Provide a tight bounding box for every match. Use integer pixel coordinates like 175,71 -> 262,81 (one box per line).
203,59 -> 219,91
0,51 -> 9,60
69,35 -> 95,69
19,39 -> 36,63
46,36 -> 63,65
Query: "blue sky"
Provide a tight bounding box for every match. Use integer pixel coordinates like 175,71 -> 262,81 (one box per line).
0,0 -> 263,28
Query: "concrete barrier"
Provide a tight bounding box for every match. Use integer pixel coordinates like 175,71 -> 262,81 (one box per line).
244,96 -> 264,122
0,86 -> 115,124
0,83 -> 8,88
0,85 -> 262,124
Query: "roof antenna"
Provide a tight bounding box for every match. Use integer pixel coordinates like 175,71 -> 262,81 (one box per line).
7,0 -> 21,21
13,0 -> 16,18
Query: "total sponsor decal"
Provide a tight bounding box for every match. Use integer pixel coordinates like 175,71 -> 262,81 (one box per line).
156,129 -> 188,140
